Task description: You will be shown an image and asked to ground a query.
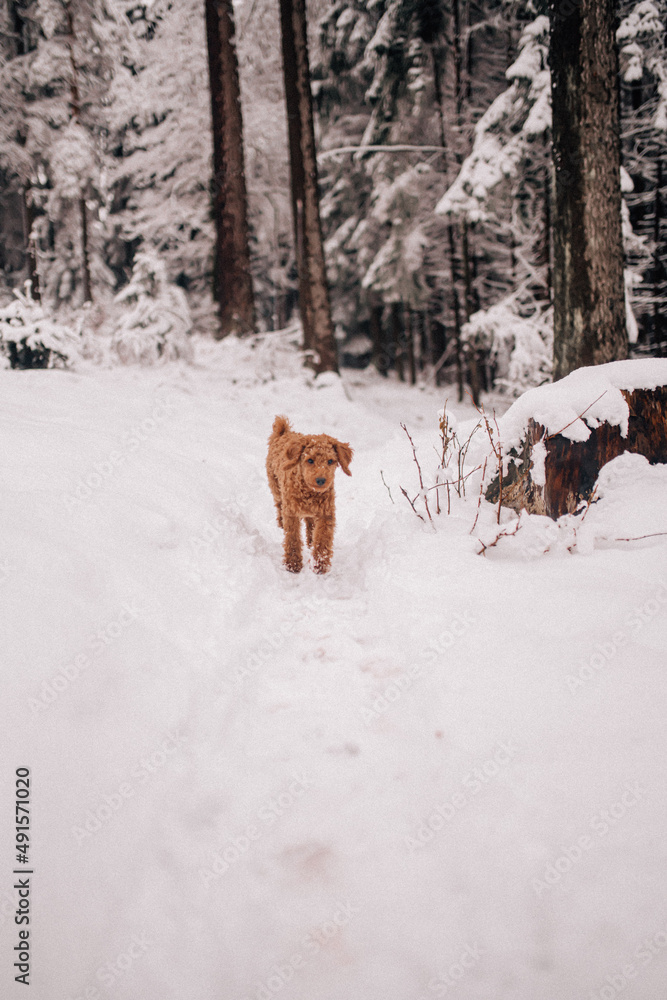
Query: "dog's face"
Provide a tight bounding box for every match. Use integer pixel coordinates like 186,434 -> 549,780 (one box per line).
286,435 -> 353,492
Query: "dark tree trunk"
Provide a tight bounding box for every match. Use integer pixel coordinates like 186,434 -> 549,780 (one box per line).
446,223 -> 465,401
653,156 -> 663,355
22,186 -> 40,301
430,42 -> 465,397
543,162 -> 552,302
65,2 -> 93,304
278,0 -> 313,351
407,309 -> 417,385
391,301 -> 405,382
79,195 -> 92,304
369,300 -> 387,376
279,0 -> 338,374
549,0 -> 627,379
452,0 -> 480,403
205,0 -> 255,337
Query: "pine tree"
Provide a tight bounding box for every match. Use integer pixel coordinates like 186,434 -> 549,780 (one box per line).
0,0 -> 133,309
436,14 -> 553,393
106,1 -> 216,331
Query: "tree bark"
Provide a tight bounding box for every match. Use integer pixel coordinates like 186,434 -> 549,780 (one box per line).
279,0 -> 338,374
205,0 -> 255,337
391,301 -> 405,382
369,299 -> 387,376
549,0 -> 627,379
22,186 -> 40,301
486,386 -> 667,519
278,0 -> 313,350
653,156 -> 663,355
65,2 -> 93,304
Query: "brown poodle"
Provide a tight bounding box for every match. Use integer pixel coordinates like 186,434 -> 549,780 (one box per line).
266,416 -> 353,573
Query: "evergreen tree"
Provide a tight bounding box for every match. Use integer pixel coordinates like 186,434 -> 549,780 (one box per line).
0,0 -> 132,310
107,0 -> 218,331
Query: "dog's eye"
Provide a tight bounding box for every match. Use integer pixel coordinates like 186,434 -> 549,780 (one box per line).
307,458 -> 314,464
328,459 -> 334,465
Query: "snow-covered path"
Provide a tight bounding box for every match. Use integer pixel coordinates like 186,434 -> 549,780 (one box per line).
1,336 -> 666,1000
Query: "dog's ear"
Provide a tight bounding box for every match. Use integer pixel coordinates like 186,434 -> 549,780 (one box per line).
332,439 -> 353,476
285,441 -> 304,469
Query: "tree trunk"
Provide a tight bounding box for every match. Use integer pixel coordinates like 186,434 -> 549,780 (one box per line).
369,300 -> 387,376
79,194 -> 92,304
22,186 -> 40,302
486,386 -> 667,519
431,44 -> 465,399
407,309 -> 417,385
549,0 -> 627,379
391,301 -> 405,382
543,161 -> 552,302
653,156 -> 663,355
65,2 -> 93,305
279,0 -> 338,374
446,223 -> 464,401
278,0 -> 313,351
205,0 -> 255,337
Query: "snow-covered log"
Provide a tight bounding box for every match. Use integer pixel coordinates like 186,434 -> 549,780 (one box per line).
485,359 -> 667,518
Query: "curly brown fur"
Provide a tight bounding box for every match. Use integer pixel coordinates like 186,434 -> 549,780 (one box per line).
266,415 -> 353,573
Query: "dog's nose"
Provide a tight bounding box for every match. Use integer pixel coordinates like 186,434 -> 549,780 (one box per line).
316,477 -> 326,486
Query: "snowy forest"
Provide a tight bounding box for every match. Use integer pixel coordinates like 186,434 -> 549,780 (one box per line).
2,4 -> 667,1000
0,0 -> 665,391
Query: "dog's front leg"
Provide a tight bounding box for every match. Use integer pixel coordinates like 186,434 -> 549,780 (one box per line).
283,514 -> 303,573
312,514 -> 334,574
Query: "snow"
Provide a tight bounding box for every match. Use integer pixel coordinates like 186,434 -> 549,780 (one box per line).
496,358 -> 667,448
435,16 -> 550,222
0,283 -> 81,365
0,341 -> 666,1000
461,299 -> 553,396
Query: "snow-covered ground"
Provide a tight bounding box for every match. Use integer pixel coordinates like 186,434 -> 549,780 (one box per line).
1,333 -> 666,1000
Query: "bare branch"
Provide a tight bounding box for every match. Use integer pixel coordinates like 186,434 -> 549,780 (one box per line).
401,423 -> 433,524
546,391 -> 608,440
380,470 -> 394,504
400,486 -> 426,523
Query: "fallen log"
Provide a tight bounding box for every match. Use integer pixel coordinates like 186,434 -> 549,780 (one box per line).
485,360 -> 667,520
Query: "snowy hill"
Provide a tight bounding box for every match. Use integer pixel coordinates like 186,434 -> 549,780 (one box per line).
1,335 -> 666,1000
